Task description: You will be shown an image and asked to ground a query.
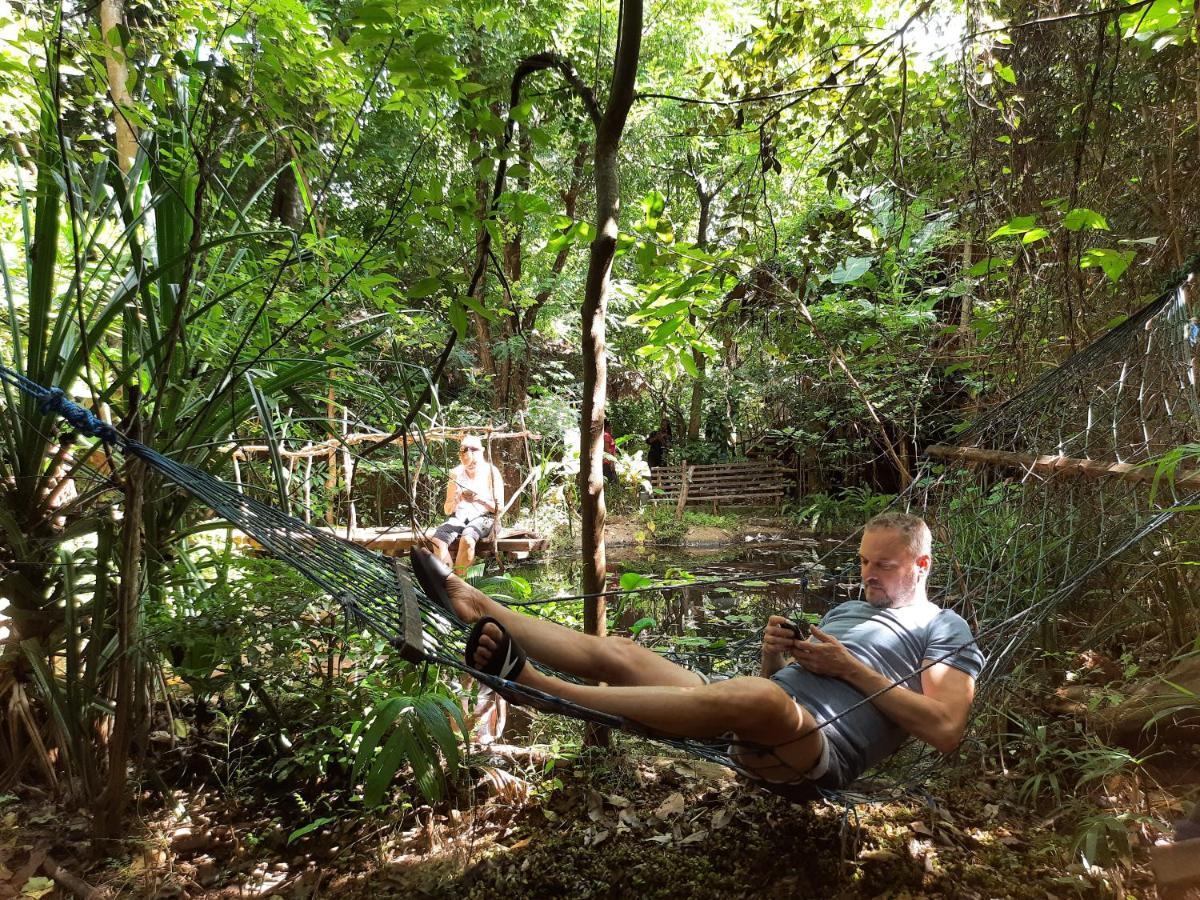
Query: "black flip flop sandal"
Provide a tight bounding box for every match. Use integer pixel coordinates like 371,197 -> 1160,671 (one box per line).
410,546 -> 458,620
465,616 -> 527,680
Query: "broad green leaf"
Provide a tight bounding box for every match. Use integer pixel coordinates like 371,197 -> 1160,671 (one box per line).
287,817 -> 335,845
967,256 -> 1013,277
629,617 -> 657,637
988,215 -> 1037,239
1062,208 -> 1109,231
1120,0 -> 1185,38
642,190 -> 665,224
353,697 -> 404,779
619,572 -> 656,591
827,255 -> 872,284
1022,228 -> 1050,244
408,276 -> 441,299
680,350 -> 700,378
1079,248 -> 1135,283
413,698 -> 461,774
447,301 -> 468,340
994,63 -> 1016,84
363,725 -> 410,807
649,316 -> 685,344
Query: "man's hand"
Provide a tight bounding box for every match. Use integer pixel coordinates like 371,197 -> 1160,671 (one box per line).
791,626 -> 864,680
761,615 -> 808,676
460,488 -> 476,502
763,615 -> 806,656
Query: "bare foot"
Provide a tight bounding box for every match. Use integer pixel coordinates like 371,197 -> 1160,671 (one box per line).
469,620 -> 504,669
445,574 -> 489,624
469,621 -> 548,690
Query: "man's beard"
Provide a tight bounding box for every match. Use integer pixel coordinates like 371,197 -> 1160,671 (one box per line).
864,577 -> 919,608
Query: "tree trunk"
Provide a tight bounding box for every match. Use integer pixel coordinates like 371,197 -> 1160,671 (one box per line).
99,0 -> 137,173
92,455 -> 145,846
686,186 -> 712,443
269,161 -> 305,231
580,0 -> 643,648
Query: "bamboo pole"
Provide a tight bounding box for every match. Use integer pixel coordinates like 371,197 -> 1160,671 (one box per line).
923,444 -> 1200,490
233,427 -> 541,459
342,406 -> 356,535
302,445 -> 312,524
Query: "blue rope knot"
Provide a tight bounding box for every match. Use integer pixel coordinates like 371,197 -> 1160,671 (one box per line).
38,388 -> 122,445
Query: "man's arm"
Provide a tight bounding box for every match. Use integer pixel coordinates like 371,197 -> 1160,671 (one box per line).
443,477 -> 459,516
792,627 -> 975,754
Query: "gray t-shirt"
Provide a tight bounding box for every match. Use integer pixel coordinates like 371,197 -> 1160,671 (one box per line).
771,599 -> 985,783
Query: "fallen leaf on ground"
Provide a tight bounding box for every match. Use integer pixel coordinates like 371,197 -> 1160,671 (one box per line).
858,848 -> 900,863
618,809 -> 642,831
654,792 -> 685,819
20,877 -> 54,900
909,821 -> 935,838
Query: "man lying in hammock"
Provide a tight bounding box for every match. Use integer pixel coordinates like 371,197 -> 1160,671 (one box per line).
414,512 -> 985,791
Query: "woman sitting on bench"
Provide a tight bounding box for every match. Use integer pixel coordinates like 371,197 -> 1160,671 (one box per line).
428,434 -> 505,575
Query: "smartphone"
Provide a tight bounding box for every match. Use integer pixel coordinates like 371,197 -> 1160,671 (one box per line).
782,619 -> 810,641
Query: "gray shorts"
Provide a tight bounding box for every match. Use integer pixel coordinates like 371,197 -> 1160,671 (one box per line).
433,516 -> 495,546
695,669 -> 846,788
768,667 -> 854,790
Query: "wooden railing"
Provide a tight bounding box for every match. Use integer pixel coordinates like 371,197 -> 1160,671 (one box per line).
649,459 -> 790,510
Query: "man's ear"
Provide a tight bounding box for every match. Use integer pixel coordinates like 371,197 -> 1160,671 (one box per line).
916,553 -> 932,575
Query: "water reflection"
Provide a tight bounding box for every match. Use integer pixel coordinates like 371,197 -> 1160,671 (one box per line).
510,538 -> 864,675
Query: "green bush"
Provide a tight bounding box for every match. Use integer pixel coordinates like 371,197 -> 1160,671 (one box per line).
787,486 -> 896,532
639,504 -> 688,544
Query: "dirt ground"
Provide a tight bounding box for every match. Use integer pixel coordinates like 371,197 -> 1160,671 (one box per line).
3,736 -> 1196,899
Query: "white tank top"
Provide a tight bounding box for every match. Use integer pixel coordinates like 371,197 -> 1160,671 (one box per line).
451,463 -> 502,519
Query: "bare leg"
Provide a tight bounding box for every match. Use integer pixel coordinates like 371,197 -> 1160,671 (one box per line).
472,622 -> 824,781
445,574 -> 701,689
454,535 -> 476,576
428,537 -> 453,568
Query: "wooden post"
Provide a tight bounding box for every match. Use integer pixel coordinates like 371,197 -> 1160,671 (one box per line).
231,444 -> 243,494
324,388 -> 336,525
342,406 -> 355,535
303,445 -> 312,524
675,460 -> 692,521
520,411 -> 537,519
488,427 -> 501,568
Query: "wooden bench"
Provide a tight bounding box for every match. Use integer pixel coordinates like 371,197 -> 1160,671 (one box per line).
649,460 -> 790,511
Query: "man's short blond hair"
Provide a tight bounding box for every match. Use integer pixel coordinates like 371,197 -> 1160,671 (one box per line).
864,512 -> 932,558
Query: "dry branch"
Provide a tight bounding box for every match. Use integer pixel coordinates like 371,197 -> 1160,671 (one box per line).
923,444 -> 1200,490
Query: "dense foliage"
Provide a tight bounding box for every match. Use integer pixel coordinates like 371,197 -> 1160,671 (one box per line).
0,0 -> 1196,889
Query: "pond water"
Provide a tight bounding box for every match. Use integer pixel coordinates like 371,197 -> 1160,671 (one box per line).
505,537 -> 865,675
